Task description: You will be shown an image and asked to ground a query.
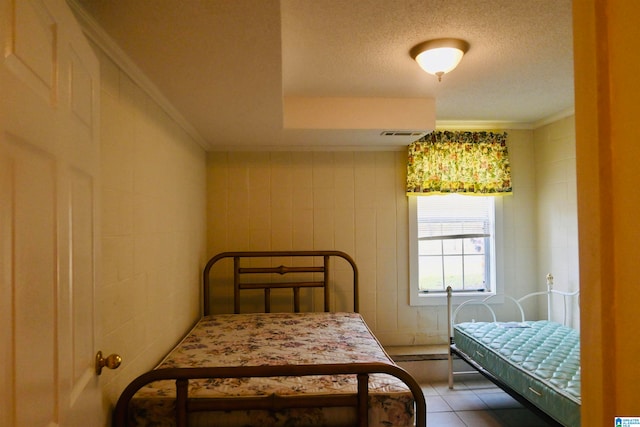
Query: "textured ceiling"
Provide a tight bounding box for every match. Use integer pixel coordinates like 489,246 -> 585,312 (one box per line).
73,0 -> 574,150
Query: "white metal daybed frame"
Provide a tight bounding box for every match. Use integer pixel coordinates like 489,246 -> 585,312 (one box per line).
447,274 -> 580,427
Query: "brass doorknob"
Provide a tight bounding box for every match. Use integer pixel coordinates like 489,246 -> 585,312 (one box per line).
95,351 -> 122,375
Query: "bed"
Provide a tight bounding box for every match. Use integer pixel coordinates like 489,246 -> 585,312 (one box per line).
446,274 -> 580,427
112,250 -> 426,427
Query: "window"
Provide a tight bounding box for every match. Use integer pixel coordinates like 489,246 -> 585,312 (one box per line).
409,194 -> 501,306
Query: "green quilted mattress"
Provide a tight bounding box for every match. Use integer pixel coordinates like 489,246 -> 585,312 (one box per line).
453,320 -> 580,427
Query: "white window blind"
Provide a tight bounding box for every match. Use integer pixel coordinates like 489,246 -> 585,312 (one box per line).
417,195 -> 493,239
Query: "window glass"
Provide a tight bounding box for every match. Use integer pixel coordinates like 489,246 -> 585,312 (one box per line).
409,194 -> 498,305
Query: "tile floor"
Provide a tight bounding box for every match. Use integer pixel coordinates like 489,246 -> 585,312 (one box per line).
420,375 -> 557,427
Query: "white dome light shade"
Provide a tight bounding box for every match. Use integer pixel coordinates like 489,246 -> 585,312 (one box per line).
410,39 -> 470,81
415,47 -> 464,75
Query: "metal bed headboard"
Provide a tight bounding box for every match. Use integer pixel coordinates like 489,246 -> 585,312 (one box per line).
202,250 -> 359,315
447,273 -> 580,337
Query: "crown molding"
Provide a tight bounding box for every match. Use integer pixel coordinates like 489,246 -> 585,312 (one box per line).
435,120 -> 534,131
437,107 -> 575,132
532,107 -> 575,128
66,0 -> 210,150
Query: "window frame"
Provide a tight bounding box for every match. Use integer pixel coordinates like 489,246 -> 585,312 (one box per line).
408,195 -> 504,306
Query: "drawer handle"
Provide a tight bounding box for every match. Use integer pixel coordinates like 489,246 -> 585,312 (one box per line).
528,387 -> 543,397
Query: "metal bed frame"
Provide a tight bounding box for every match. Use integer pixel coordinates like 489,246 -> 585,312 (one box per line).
446,274 -> 580,426
112,250 -> 426,427
202,250 -> 359,315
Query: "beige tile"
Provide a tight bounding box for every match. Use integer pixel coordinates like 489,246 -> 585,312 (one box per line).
431,380 -> 473,395
475,392 -> 523,410
493,408 -> 555,427
426,411 -> 466,426
456,409 -> 505,427
425,395 -> 452,413
442,393 -> 490,411
420,383 -> 439,397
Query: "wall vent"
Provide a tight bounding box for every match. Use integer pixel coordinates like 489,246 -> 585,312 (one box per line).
380,130 -> 427,137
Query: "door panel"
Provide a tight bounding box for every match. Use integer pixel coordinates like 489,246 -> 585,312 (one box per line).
6,0 -> 57,101
6,138 -> 57,427
70,170 -> 96,392
0,0 -> 103,425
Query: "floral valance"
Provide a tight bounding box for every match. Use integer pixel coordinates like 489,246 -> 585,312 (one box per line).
406,131 -> 512,195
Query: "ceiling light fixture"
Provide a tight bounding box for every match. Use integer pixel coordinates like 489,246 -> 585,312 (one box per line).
410,38 -> 470,82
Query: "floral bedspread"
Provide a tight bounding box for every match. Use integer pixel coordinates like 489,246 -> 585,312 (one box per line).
129,312 -> 414,426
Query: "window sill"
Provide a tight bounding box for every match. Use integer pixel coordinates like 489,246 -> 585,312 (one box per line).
409,291 -> 497,306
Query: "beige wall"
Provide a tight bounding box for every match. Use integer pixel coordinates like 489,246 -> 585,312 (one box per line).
206,129 -> 551,346
533,116 -> 579,327
96,48 -> 207,401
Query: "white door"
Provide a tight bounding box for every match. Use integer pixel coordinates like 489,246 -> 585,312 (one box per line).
0,0 -> 105,426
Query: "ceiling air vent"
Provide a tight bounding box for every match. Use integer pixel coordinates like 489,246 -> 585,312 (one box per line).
380,131 -> 428,137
